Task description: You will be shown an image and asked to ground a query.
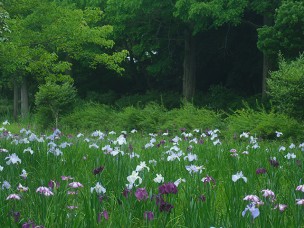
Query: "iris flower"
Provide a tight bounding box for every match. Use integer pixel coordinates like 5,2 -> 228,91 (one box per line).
135,188 -> 149,201
174,178 -> 186,187
69,182 -> 83,188
91,182 -> 106,194
261,189 -> 275,198
185,165 -> 205,174
232,171 -> 247,183
242,203 -> 260,219
6,194 -> 21,200
23,147 -> 34,155
275,131 -> 283,137
17,183 -> 29,192
36,187 -> 54,196
184,153 -> 198,162
284,153 -> 296,159
144,211 -> 154,220
296,185 -> 304,192
127,171 -> 142,188
136,161 -> 150,172
153,174 -> 164,183
5,153 -> 21,165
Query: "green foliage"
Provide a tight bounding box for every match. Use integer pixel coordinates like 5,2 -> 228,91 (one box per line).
268,54 -> 304,119
0,97 -> 12,116
86,90 -> 119,105
200,85 -> 243,111
225,105 -> 303,139
0,0 -> 128,90
114,90 -> 181,109
60,102 -> 117,131
163,102 -> 223,131
0,1 -> 10,42
60,101 -> 222,132
35,81 -> 77,128
117,102 -> 167,131
174,0 -> 247,34
258,1 -> 304,57
249,0 -> 278,16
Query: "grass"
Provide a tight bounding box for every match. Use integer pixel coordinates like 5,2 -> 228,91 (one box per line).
0,121 -> 304,227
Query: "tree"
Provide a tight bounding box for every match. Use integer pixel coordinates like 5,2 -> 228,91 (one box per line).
174,0 -> 248,100
35,81 -> 77,128
268,54 -> 304,119
0,0 -> 127,118
249,0 -> 281,99
105,0 -> 247,100
105,0 -> 180,93
258,0 -> 304,58
0,1 -> 10,42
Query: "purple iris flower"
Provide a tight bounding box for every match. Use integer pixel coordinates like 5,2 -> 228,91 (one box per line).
135,188 -> 149,201
256,168 -> 267,174
144,211 -> 154,220
159,182 -> 178,195
93,166 -> 105,175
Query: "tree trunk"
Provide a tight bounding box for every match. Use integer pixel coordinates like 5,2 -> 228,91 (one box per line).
183,29 -> 196,101
13,80 -> 19,120
20,77 -> 29,117
262,54 -> 270,99
262,15 -> 273,100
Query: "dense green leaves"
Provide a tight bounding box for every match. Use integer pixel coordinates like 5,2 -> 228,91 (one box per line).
268,54 -> 304,118
35,81 -> 77,127
0,2 -> 10,42
0,0 -> 127,84
1,0 -> 304,123
174,0 -> 248,33
258,0 -> 304,56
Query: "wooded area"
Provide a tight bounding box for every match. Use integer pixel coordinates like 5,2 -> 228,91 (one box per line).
0,0 -> 303,120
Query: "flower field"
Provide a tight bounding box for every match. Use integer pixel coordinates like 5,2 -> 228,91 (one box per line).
1,120 -> 304,227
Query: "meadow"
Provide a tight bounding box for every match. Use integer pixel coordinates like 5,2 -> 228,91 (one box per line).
1,120 -> 304,228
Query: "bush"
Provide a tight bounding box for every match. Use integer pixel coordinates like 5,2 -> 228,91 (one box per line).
114,90 -> 181,109
86,90 -> 119,105
0,97 -> 12,117
197,85 -> 243,111
163,102 -> 223,132
225,105 -> 304,140
60,102 -> 118,132
268,54 -> 304,119
35,82 -> 77,129
60,100 -> 223,133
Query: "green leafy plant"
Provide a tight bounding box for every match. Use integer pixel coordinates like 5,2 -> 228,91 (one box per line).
35,82 -> 77,129
60,102 -> 117,132
225,105 -> 303,139
268,54 -> 304,119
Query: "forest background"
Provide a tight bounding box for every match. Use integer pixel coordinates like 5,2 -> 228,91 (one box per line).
0,0 -> 304,137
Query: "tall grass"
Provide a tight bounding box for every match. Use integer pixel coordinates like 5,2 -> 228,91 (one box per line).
1,121 -> 304,227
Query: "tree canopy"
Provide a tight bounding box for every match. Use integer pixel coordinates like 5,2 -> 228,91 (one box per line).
0,0 -> 303,120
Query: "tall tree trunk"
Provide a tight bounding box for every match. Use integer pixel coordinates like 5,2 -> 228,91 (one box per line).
262,54 -> 270,99
13,80 -> 19,120
183,29 -> 196,101
20,77 -> 29,118
262,15 -> 273,100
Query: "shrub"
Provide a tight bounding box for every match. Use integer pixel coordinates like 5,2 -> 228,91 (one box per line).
199,85 -> 243,111
163,102 -> 223,132
114,90 -> 181,109
0,97 -> 12,117
60,102 -> 117,132
116,102 -> 167,131
225,105 -> 303,140
268,54 -> 304,119
86,90 -> 119,105
35,82 -> 77,129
